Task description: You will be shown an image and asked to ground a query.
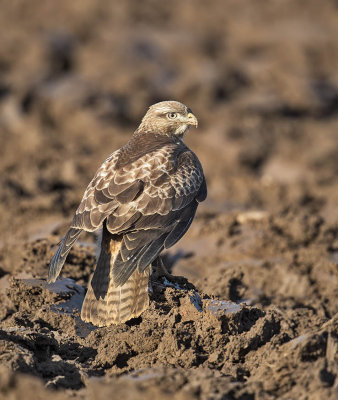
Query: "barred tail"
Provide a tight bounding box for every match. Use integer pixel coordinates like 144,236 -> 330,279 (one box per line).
81,229 -> 150,326
48,228 -> 82,283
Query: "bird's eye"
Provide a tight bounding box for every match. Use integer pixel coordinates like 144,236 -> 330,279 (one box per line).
167,112 -> 177,120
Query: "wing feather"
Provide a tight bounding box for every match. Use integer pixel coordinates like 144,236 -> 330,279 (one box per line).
107,211 -> 142,233
49,142 -> 206,285
109,149 -> 206,285
94,189 -> 113,204
136,235 -> 166,273
115,180 -> 144,203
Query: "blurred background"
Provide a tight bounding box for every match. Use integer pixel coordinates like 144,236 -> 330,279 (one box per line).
0,0 -> 338,244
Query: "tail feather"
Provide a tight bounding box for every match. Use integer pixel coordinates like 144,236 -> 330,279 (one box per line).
81,229 -> 150,326
48,228 -> 82,283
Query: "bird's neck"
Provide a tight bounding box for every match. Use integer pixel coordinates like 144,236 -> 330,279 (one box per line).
134,125 -> 188,142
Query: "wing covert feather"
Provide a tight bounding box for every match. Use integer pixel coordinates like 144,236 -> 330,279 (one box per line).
68,144 -> 206,286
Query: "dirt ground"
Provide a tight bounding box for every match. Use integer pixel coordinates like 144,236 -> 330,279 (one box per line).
0,1 -> 337,399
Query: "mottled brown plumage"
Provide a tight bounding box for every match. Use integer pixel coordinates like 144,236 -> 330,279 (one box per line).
48,100 -> 207,326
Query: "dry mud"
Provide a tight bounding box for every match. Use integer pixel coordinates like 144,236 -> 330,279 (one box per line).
0,1 -> 337,399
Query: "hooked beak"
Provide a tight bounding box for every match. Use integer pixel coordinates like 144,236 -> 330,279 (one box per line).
186,112 -> 198,128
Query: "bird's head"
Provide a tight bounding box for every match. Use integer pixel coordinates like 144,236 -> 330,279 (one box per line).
136,100 -> 198,139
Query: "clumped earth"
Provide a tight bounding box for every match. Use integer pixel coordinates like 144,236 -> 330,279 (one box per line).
0,1 -> 337,399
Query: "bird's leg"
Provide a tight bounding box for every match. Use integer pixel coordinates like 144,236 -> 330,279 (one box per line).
151,256 -> 193,291
153,256 -> 176,282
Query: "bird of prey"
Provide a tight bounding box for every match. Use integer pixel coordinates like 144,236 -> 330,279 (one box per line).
48,100 -> 207,326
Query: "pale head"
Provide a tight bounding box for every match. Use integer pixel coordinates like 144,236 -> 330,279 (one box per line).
136,100 -> 198,138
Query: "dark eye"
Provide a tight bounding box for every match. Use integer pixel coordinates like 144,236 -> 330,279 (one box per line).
167,112 -> 177,120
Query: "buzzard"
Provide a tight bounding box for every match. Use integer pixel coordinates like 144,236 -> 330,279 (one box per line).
48,101 -> 207,326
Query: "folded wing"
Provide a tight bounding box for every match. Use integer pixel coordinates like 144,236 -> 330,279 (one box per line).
48,145 -> 206,285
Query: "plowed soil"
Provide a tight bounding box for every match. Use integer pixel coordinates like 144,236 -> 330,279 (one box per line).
0,1 -> 337,399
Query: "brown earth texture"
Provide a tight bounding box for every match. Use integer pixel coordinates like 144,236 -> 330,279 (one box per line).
0,1 -> 337,399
